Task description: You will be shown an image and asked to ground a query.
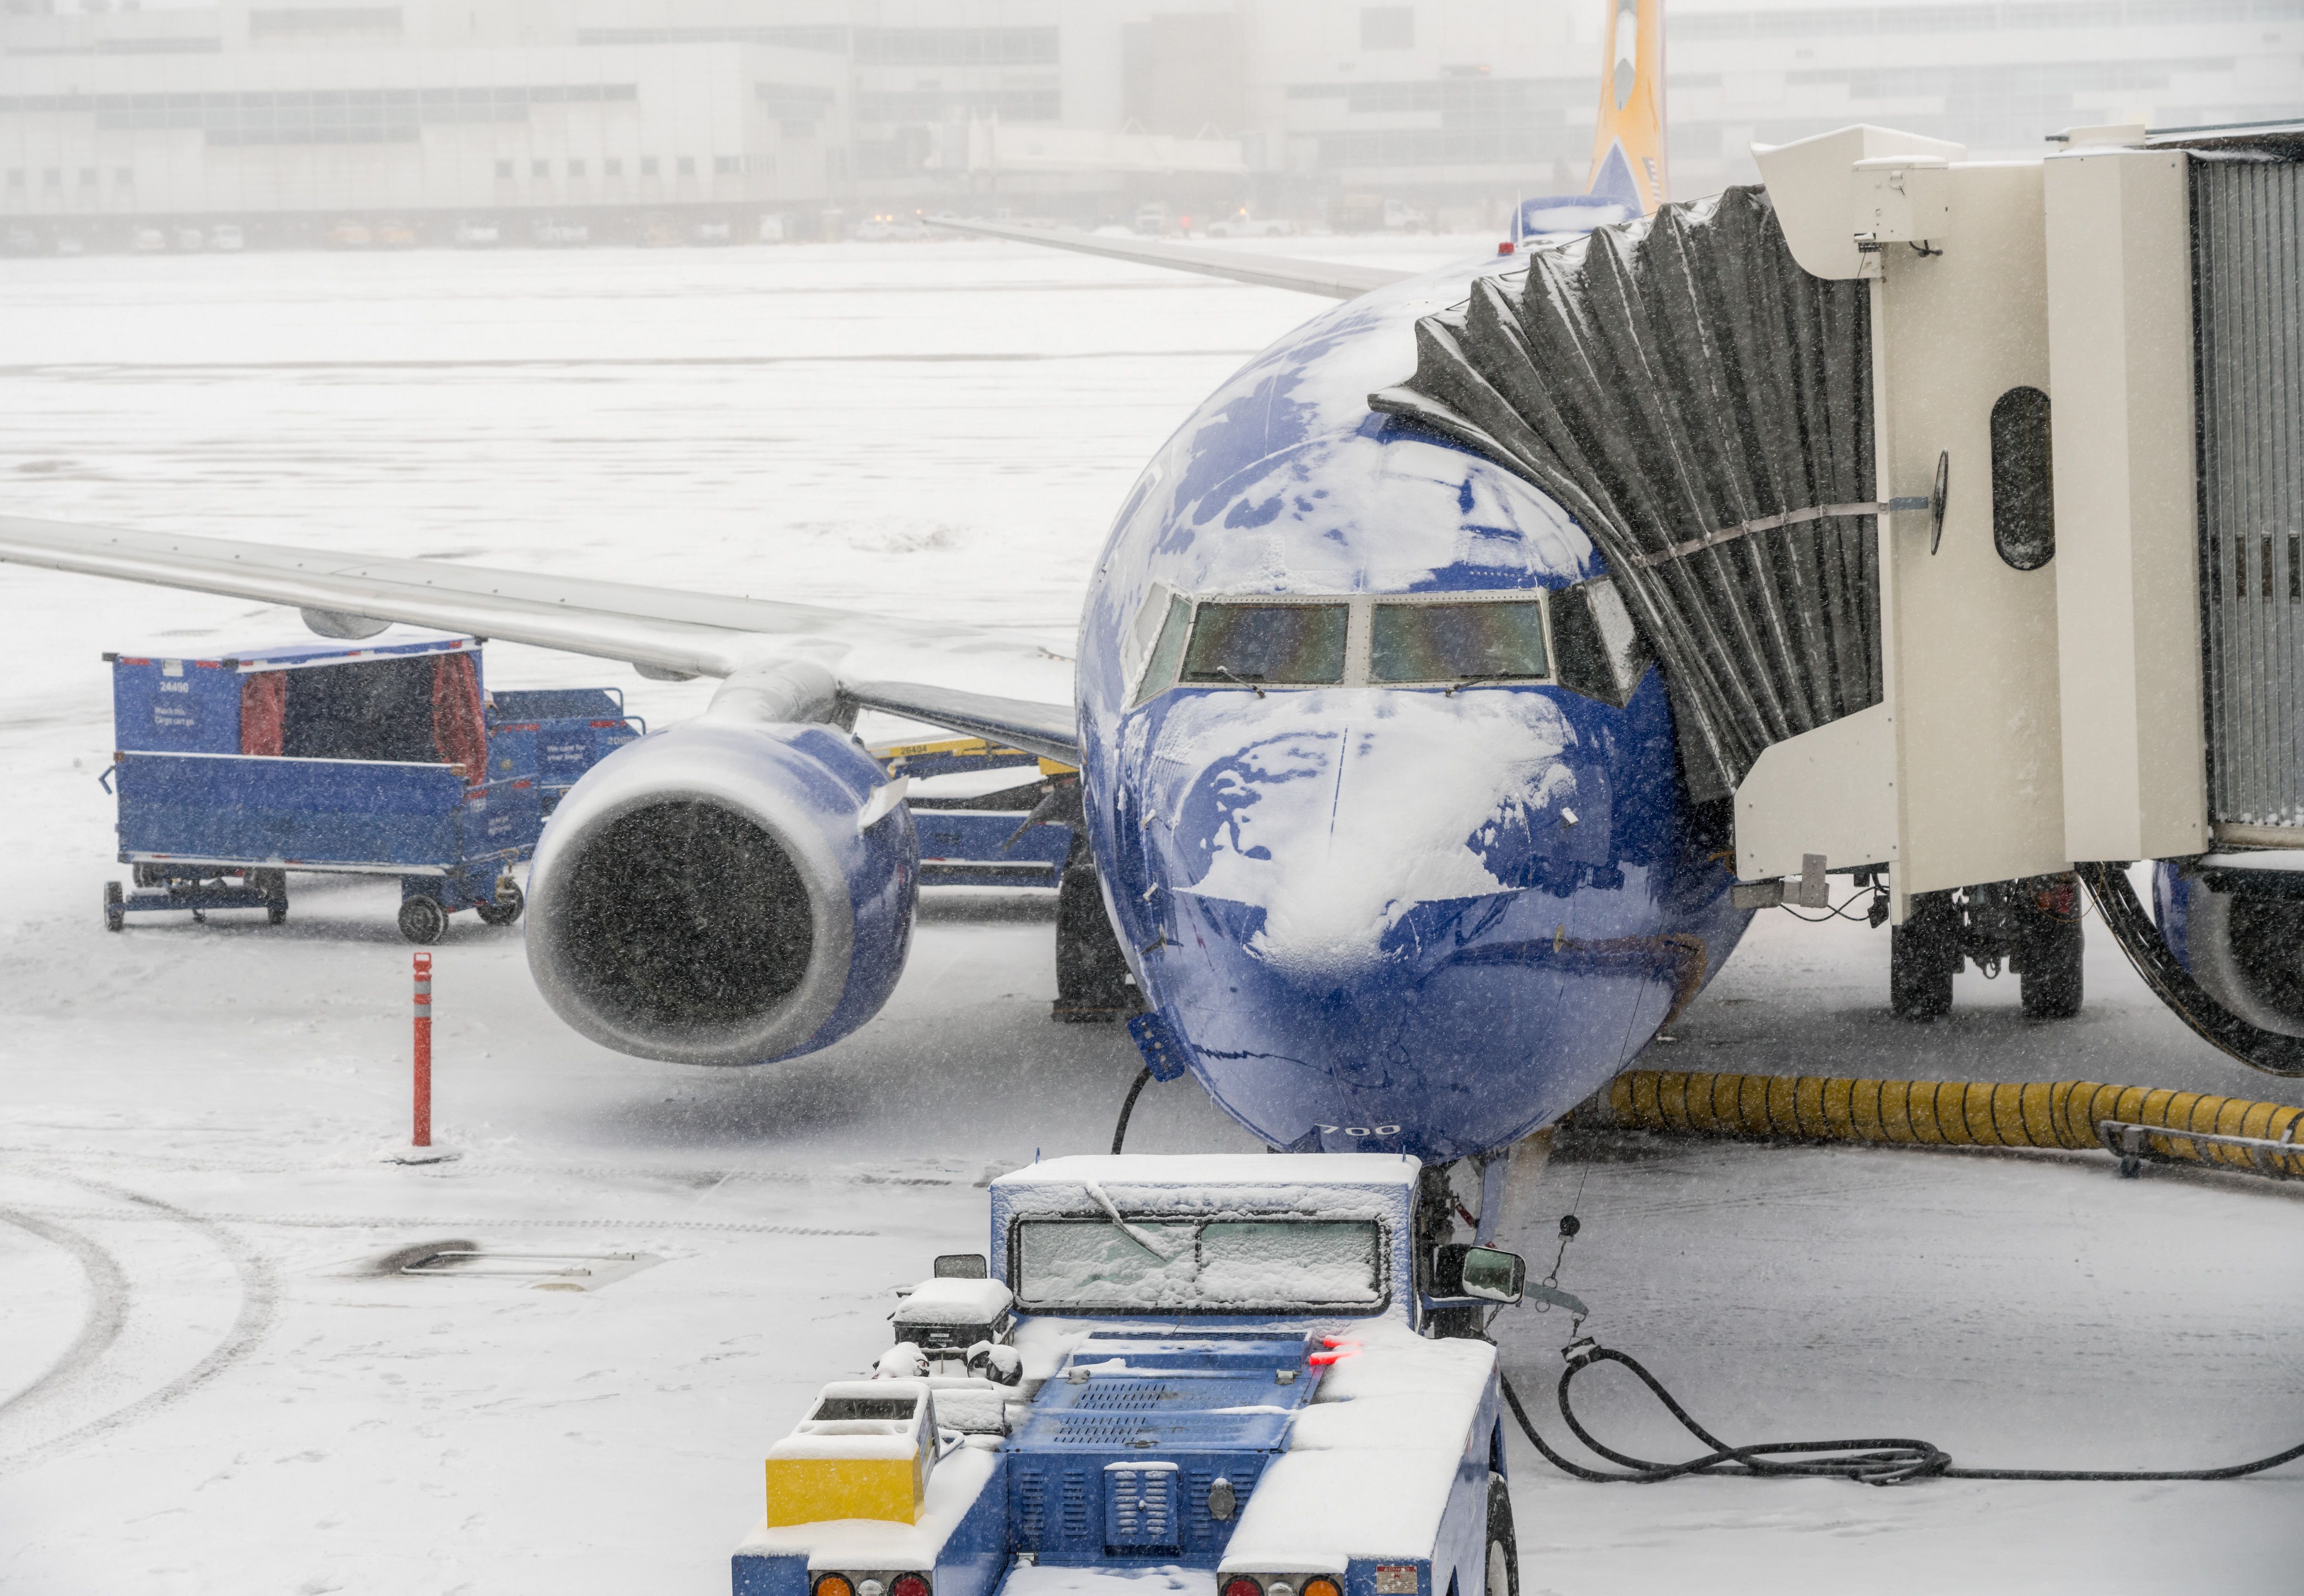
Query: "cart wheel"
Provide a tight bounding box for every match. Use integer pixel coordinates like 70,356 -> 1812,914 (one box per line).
255,869 -> 288,926
476,883 -> 525,927
268,902 -> 288,926
103,880 -> 125,933
397,897 -> 448,944
132,863 -> 163,888
1890,891 -> 1959,1020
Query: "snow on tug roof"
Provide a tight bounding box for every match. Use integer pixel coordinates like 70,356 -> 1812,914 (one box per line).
993,1154 -> 1418,1192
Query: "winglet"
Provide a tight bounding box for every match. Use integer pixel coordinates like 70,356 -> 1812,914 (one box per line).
1588,0 -> 1669,213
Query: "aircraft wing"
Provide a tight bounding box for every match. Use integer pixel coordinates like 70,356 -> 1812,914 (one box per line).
0,512 -> 1081,763
928,217 -> 1411,300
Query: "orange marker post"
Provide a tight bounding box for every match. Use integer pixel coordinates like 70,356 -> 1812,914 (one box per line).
412,950 -> 434,1148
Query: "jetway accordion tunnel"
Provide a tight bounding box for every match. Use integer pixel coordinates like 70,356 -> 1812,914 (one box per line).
1607,1066 -> 2304,1180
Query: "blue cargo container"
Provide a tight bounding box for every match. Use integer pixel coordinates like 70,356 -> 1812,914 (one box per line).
100,629 -> 637,943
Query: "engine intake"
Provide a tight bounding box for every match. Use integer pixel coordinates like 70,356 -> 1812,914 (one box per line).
527,720 -> 916,1065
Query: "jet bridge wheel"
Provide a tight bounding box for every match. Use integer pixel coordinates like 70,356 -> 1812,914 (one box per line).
397,896 -> 448,945
1889,892 -> 1959,1020
2018,908 -> 2084,1019
476,883 -> 525,927
1484,1473 -> 1517,1596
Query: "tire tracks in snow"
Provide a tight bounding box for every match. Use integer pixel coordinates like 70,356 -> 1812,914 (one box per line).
0,1207 -> 129,1423
0,1175 -> 275,1476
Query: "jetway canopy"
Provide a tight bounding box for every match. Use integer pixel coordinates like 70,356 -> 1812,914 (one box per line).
1370,187 -> 1880,804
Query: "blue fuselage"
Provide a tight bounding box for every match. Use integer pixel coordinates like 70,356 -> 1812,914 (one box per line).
1073,252 -> 1751,1162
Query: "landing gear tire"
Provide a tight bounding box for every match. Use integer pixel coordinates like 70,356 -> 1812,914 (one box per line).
103,880 -> 125,933
476,882 -> 525,927
1890,892 -> 1958,1020
2021,912 -> 2084,1019
1485,1472 -> 1518,1596
397,896 -> 448,944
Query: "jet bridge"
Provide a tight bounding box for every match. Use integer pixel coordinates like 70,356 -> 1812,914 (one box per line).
1375,117 -> 2304,1063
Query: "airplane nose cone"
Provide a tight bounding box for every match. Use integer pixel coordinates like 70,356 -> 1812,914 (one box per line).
1131,685 -> 1699,1159
1153,687 -> 1593,978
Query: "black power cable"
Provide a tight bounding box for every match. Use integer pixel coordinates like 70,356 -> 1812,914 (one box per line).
1501,1341 -> 2304,1485
1110,1064 -> 1155,1155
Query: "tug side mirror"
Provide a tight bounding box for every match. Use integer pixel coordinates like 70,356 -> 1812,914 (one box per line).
1459,1245 -> 1527,1305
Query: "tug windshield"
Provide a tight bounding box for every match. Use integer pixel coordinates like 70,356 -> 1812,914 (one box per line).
1012,1216 -> 1383,1313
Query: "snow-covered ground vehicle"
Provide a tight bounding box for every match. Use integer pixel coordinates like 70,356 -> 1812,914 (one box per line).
734,1156 -> 1528,1596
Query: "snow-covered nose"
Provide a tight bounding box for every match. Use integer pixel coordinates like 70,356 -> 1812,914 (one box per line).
1146,687 -> 1584,980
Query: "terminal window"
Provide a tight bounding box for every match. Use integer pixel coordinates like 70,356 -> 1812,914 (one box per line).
568,158 -> 586,176
641,156 -> 658,175
6,170 -> 21,189
42,169 -> 58,188
495,159 -> 512,179
531,158 -> 548,177
114,167 -> 132,187
78,167 -> 95,187
1362,6 -> 1414,48
604,157 -> 622,176
677,156 -> 696,176
714,155 -> 742,175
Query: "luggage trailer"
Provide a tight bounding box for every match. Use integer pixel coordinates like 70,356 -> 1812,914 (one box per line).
100,628 -> 639,943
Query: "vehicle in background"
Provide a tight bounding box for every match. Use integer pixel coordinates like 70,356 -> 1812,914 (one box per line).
453,220 -> 500,248
174,227 -> 203,252
734,1155 -> 1530,1596
327,220 -> 371,248
694,219 -> 733,245
130,228 -> 166,253
53,234 -> 82,256
4,225 -> 39,254
1206,211 -> 1299,239
855,213 -> 931,242
534,220 -> 589,248
208,223 -> 245,252
376,221 -> 419,248
99,628 -> 641,943
756,213 -> 788,244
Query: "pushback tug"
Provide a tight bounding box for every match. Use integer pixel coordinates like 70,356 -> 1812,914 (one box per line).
734,1156 -> 1533,1596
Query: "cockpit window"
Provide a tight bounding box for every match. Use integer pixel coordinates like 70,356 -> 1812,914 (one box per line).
1369,600 -> 1548,683
1182,603 -> 1349,687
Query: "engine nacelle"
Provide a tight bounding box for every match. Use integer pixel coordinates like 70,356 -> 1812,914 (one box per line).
526,720 -> 917,1066
2154,863 -> 2304,1037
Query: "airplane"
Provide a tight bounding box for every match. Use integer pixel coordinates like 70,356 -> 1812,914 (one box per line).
0,0 -> 1777,1170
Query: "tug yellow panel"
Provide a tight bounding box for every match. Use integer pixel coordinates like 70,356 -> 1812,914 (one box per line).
762,1454 -> 926,1527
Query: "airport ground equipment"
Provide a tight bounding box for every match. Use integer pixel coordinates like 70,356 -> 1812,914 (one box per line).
870,736 -> 1140,1023
731,1155 -> 1531,1596
484,687 -> 643,813
100,629 -> 637,941
1372,115 -> 2304,1066
1605,1068 -> 2304,1182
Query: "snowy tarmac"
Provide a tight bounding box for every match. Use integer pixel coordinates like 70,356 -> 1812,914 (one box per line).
1,237 -> 2299,1594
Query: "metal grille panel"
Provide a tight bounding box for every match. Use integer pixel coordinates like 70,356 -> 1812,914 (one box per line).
2197,156 -> 2304,832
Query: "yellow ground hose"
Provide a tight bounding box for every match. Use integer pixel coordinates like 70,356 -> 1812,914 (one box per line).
1608,1070 -> 2304,1177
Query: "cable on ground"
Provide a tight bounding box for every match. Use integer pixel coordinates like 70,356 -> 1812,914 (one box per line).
1500,1341 -> 2304,1485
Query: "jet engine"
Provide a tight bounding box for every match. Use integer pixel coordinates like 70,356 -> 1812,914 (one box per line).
525,717 -> 917,1066
2154,864 -> 2304,1038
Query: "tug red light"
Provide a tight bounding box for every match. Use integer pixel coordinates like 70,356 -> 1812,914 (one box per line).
892,1575 -> 931,1596
1225,1578 -> 1263,1596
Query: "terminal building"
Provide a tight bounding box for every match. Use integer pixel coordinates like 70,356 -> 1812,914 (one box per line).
0,0 -> 2298,246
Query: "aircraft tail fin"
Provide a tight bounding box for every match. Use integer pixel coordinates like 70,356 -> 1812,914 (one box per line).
1587,0 -> 1668,213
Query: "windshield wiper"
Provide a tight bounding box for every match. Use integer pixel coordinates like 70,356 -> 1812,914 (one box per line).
1211,665 -> 1267,698
1445,672 -> 1532,697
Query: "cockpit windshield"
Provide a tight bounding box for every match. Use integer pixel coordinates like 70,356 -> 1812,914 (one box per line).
1181,603 -> 1349,687
1012,1215 -> 1384,1314
1370,600 -> 1548,683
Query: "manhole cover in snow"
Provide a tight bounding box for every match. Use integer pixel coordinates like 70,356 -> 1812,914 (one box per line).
390,1243 -> 662,1292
